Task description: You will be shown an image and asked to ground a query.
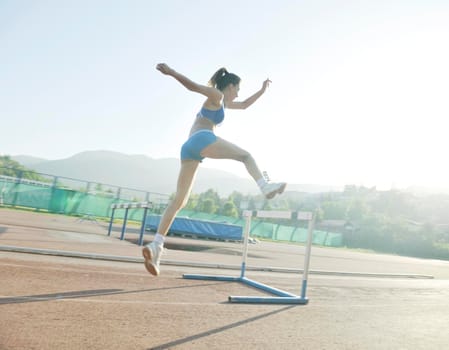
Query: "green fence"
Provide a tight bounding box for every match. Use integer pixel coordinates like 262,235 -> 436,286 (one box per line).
0,174 -> 342,247
177,209 -> 343,247
0,174 -> 168,220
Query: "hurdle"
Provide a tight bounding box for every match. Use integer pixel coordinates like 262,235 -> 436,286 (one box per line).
183,210 -> 316,304
107,202 -> 153,246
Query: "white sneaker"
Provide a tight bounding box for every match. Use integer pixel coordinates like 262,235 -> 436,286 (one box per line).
142,242 -> 163,276
262,182 -> 287,199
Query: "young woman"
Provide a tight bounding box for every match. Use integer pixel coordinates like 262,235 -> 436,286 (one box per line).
143,63 -> 286,276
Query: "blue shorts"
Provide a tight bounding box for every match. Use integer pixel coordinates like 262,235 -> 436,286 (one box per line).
180,130 -> 217,161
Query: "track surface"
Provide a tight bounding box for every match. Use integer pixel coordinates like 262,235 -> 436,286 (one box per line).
1,208 -> 449,349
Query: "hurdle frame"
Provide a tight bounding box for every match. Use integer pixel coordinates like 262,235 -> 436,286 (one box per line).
183,210 -> 315,304
107,202 -> 153,246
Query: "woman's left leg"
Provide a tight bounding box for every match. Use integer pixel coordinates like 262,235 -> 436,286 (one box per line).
200,137 -> 263,181
201,137 -> 286,199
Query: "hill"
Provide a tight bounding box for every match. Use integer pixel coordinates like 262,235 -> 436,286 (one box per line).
12,151 -> 341,196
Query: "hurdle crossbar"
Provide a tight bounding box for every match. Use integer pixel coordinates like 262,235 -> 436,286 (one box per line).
183,210 -> 315,304
107,202 -> 153,246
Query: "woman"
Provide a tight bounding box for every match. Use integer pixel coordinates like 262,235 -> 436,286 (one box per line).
143,63 -> 286,276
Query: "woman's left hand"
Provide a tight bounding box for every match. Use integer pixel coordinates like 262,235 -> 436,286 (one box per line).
156,63 -> 174,76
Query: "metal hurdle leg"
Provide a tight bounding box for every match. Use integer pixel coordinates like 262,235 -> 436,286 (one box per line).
239,214 -> 252,278
301,217 -> 315,299
109,202 -> 152,244
184,210 -> 315,305
107,207 -> 116,236
182,212 -> 250,284
120,208 -> 129,241
229,211 -> 315,304
138,207 -> 149,246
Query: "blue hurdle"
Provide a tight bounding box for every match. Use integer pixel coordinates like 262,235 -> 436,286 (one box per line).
183,210 -> 316,304
107,202 -> 153,246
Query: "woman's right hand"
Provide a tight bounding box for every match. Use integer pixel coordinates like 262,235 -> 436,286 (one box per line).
261,78 -> 272,92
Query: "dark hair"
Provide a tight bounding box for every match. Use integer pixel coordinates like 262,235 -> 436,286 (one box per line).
209,68 -> 241,91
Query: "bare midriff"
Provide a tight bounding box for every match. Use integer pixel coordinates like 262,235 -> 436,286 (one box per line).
189,117 -> 216,136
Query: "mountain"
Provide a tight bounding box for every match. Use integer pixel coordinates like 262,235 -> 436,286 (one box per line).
12,151 -> 342,196
12,151 -> 255,196
11,155 -> 48,166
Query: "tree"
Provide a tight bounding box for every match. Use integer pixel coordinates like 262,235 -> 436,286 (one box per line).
201,189 -> 220,203
227,191 -> 245,211
0,155 -> 48,182
321,201 -> 347,220
184,193 -> 199,210
222,201 -> 238,217
346,198 -> 367,221
197,198 -> 217,214
194,189 -> 221,214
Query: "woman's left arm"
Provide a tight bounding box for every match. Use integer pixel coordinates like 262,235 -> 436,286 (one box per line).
227,79 -> 271,110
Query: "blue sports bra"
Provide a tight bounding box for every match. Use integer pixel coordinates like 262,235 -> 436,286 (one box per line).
197,105 -> 225,125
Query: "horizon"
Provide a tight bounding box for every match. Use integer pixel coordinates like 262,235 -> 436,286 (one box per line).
2,1 -> 448,192
4,150 -> 449,195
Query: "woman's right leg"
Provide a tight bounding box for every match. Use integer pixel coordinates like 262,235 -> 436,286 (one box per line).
157,160 -> 200,235
143,159 -> 199,276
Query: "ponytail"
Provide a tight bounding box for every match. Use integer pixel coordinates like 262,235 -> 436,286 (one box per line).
209,67 -> 241,91
208,68 -> 228,88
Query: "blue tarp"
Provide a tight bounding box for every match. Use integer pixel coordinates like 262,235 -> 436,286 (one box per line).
146,215 -> 243,241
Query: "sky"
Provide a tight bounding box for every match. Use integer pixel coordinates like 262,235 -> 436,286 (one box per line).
1,0 -> 448,191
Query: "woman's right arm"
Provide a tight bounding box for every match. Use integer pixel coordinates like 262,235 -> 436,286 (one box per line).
156,63 -> 222,104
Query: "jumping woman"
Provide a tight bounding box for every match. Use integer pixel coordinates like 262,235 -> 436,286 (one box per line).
143,63 -> 287,276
